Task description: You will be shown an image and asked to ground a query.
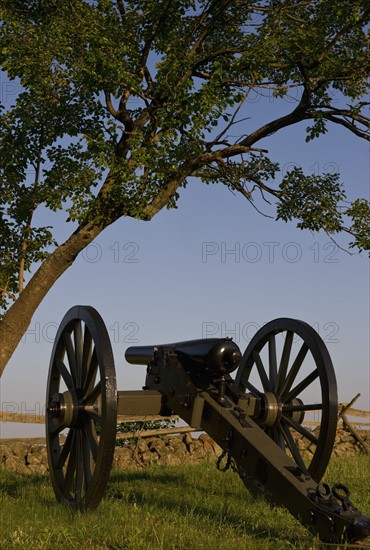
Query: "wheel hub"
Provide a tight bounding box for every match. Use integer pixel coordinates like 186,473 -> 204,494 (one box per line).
261,392 -> 283,427
48,390 -> 80,427
259,394 -> 305,428
288,398 -> 305,424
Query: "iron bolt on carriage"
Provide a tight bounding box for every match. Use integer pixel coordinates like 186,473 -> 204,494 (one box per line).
46,306 -> 370,544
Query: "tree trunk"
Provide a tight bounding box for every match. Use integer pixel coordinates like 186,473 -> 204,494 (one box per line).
0,158 -> 193,377
0,220 -> 108,377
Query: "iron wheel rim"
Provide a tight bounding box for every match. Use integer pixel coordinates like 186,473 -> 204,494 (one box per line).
235,318 -> 338,482
46,305 -> 117,511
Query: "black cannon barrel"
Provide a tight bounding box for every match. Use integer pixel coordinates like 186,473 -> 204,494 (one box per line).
124,346 -> 157,365
125,338 -> 242,374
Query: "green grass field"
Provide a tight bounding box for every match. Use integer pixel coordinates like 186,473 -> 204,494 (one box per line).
1,456 -> 369,549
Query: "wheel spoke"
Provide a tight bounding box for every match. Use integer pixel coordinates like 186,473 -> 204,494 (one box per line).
280,421 -> 309,474
82,327 -> 93,388
75,431 -> 84,502
243,380 -> 263,398
265,427 -> 272,438
56,429 -> 74,469
74,321 -> 83,387
276,331 -> 293,394
64,332 -> 78,388
63,430 -> 77,497
85,410 -> 103,423
84,380 -> 102,405
82,430 -> 93,490
279,342 -> 309,398
268,335 -> 278,391
253,351 -> 269,392
273,426 -> 286,450
56,358 -> 74,390
284,369 -> 319,403
48,419 -> 65,436
83,348 -> 98,396
282,414 -> 318,445
84,420 -> 99,462
283,403 -> 323,413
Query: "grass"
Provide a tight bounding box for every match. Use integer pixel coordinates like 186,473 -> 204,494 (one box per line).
0,455 -> 369,549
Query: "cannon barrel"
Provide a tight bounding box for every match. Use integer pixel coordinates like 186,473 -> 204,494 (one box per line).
125,338 -> 242,374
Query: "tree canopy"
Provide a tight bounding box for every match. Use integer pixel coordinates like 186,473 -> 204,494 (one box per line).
0,0 -> 369,375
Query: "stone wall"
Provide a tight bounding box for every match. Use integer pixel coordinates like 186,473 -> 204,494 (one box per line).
293,427 -> 369,461
0,427 -> 369,476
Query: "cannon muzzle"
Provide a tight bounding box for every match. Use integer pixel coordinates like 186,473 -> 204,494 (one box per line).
125,338 -> 241,374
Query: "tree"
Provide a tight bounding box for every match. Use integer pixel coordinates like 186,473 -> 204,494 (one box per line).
0,0 -> 369,376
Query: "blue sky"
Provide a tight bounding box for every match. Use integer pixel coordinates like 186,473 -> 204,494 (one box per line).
0,84 -> 369,438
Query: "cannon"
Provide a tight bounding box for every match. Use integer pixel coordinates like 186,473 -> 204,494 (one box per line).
46,306 -> 370,543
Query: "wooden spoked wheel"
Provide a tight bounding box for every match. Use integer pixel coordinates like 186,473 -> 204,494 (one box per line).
235,318 -> 338,483
46,306 -> 117,511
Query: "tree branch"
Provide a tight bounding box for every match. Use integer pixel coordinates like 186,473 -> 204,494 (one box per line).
116,0 -> 126,20
188,1 -> 232,56
322,113 -> 370,141
104,91 -> 119,118
18,125 -> 44,293
206,89 -> 254,148
323,106 -> 370,130
139,0 -> 173,70
1,281 -> 16,303
141,138 -> 270,220
316,7 -> 370,65
240,89 -> 312,147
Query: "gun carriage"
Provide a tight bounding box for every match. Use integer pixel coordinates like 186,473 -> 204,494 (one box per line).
46,306 -> 370,543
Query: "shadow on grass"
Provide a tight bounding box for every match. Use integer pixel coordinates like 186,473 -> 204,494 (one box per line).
109,468 -> 188,486
140,492 -> 302,543
0,465 -> 311,545
0,469 -> 49,498
107,466 -> 308,545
